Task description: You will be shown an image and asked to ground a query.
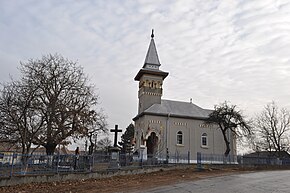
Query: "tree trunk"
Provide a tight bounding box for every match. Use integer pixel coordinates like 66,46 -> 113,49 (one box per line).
45,143 -> 57,155
20,145 -> 31,174
88,134 -> 94,155
21,148 -> 28,165
222,129 -> 231,157
224,143 -> 230,157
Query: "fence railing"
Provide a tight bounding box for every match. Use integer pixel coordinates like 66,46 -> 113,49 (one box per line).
0,152 -> 193,177
199,153 -> 290,166
1,152 -> 290,178
238,155 -> 290,165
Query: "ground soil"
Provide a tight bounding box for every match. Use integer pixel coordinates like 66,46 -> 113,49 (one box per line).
0,166 -> 268,193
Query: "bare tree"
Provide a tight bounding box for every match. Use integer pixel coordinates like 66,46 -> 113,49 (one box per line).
24,54 -> 107,154
252,101 -> 290,152
97,137 -> 112,153
205,101 -> 252,156
0,81 -> 43,156
82,110 -> 107,155
0,53 -> 106,155
0,80 -> 45,171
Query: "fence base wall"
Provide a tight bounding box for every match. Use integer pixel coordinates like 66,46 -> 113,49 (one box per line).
0,165 -> 188,187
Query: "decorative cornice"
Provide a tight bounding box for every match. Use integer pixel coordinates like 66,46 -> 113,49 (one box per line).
139,91 -> 162,97
134,68 -> 168,81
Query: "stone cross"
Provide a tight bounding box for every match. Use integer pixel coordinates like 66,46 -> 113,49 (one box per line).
110,125 -> 122,147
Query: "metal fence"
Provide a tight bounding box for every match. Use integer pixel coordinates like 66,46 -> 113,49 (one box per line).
199,153 -> 290,166
0,153 -> 96,178
0,152 -> 193,178
199,153 -> 238,164
1,152 -> 290,178
238,155 -> 290,165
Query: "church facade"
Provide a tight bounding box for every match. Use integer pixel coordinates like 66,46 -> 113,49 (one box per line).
133,32 -> 236,162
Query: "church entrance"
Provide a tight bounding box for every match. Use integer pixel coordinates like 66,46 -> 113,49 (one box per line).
146,132 -> 158,158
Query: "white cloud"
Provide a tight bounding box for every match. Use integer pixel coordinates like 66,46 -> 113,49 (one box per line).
1,0 -> 290,134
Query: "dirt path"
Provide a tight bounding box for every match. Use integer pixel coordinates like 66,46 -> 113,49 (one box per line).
0,167 -> 252,193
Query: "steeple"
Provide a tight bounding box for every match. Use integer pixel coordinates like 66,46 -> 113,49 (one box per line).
143,29 -> 161,69
134,30 -> 169,114
134,30 -> 169,81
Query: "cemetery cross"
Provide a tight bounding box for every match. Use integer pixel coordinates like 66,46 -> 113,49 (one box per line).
110,125 -> 122,147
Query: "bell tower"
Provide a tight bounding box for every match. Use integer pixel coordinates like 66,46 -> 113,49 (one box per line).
134,30 -> 169,114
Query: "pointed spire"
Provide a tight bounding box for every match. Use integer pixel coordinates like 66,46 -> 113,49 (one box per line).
143,29 -> 161,68
135,30 -> 169,81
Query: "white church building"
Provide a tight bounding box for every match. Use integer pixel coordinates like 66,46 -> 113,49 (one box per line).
133,31 -> 236,163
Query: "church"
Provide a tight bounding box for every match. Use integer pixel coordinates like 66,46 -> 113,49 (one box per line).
133,31 -> 236,163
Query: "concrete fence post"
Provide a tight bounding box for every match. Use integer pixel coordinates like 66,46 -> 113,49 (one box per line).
9,153 -> 15,177
56,154 -> 60,173
91,155 -> 94,172
196,152 -> 202,171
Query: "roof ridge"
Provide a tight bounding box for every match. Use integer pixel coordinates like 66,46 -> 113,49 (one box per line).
162,99 -> 202,106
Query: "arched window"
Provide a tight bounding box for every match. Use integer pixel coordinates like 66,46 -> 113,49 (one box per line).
201,133 -> 208,147
177,131 -> 183,145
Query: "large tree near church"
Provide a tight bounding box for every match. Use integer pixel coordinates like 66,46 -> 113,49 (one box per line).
0,53 -> 106,155
205,101 -> 252,156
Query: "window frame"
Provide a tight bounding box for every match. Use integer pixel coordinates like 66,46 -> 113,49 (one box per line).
201,133 -> 208,147
176,131 -> 183,145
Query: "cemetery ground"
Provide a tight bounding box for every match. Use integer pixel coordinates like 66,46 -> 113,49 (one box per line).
0,165 -> 286,193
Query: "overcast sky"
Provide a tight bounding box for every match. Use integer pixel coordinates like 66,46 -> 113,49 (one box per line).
1,0 -> 290,146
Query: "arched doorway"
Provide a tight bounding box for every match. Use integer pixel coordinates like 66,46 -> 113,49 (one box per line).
146,132 -> 158,158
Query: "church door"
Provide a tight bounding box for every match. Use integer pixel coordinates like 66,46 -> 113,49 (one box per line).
146,132 -> 158,158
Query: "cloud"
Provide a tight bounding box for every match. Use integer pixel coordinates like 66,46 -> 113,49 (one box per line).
0,0 -> 290,130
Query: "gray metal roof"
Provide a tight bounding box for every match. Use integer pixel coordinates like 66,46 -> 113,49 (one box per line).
143,99 -> 212,119
143,38 -> 161,67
